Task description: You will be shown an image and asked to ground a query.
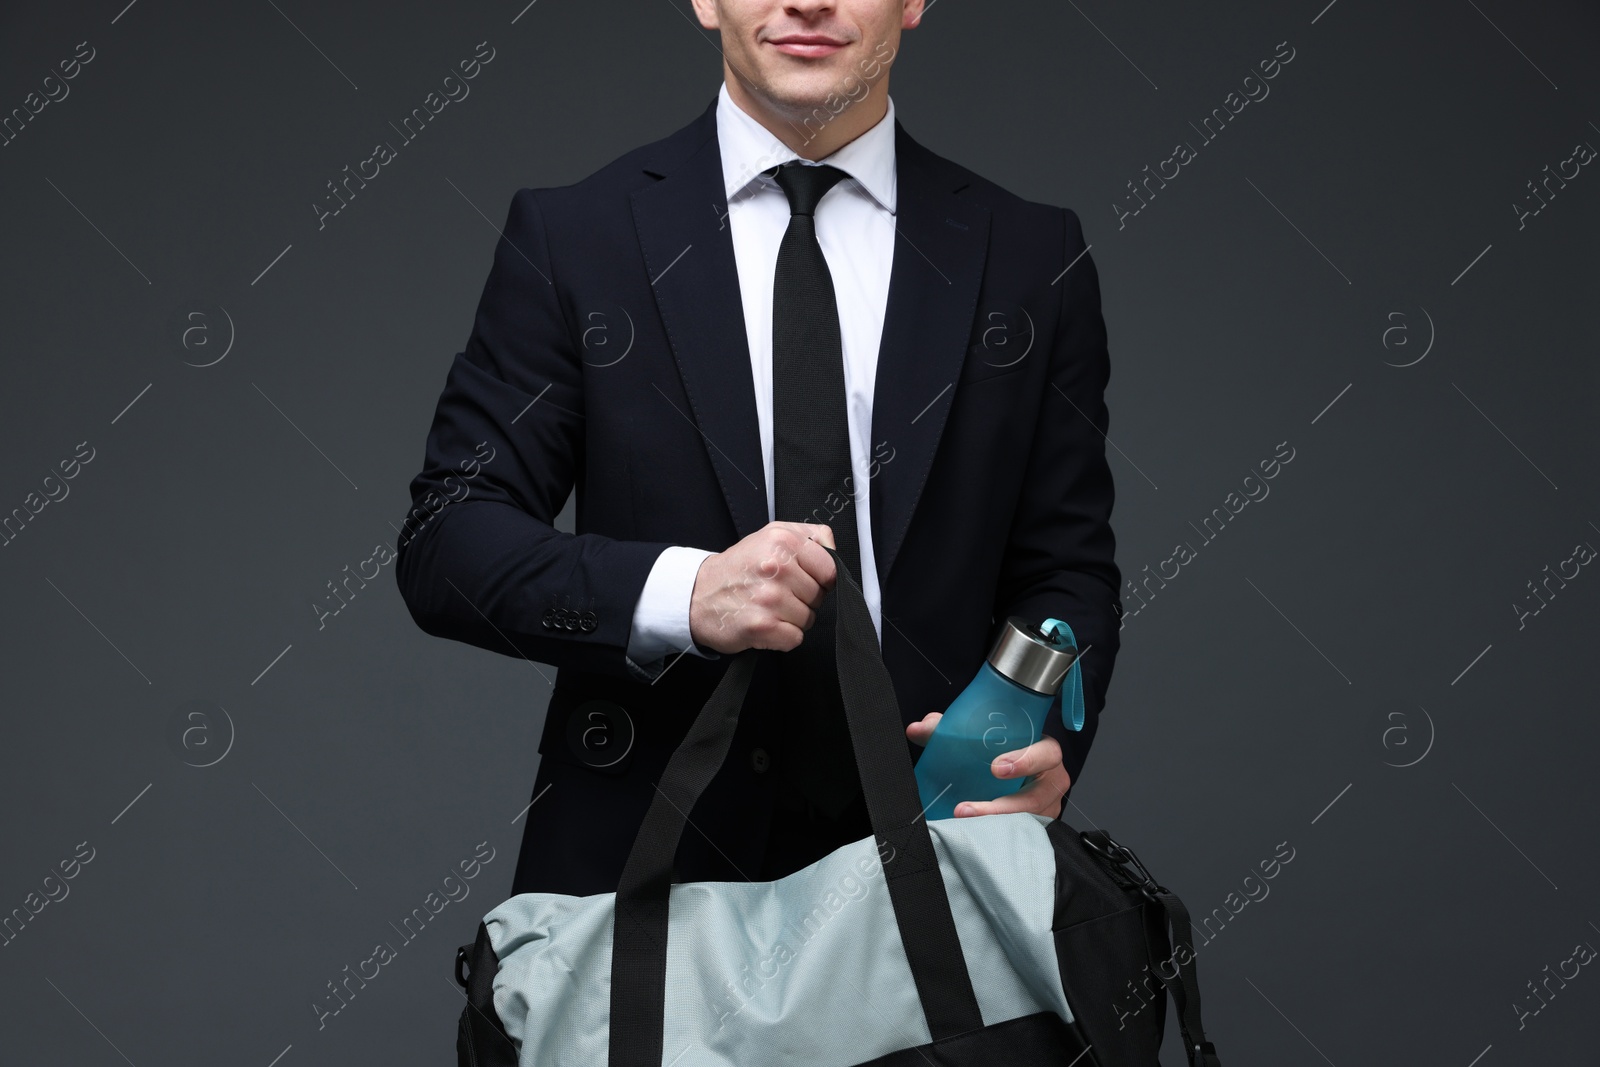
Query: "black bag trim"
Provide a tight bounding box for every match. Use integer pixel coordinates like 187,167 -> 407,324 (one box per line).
608,549 -> 984,1067
455,920 -> 519,1067
1046,820 -> 1223,1067
850,1010 -> 1095,1066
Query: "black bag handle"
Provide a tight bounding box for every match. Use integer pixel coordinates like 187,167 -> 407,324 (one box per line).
607,548 -> 984,1067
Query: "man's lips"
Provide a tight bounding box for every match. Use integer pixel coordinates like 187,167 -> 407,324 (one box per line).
767,34 -> 848,58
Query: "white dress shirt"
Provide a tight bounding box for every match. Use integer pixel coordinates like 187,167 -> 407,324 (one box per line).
626,81 -> 897,667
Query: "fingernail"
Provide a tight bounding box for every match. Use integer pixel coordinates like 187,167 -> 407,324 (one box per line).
994,759 -> 1015,776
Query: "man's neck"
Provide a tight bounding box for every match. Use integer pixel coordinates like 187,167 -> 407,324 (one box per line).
722,68 -> 889,161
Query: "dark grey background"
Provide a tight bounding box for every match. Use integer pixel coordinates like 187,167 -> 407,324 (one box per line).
2,0 -> 1595,1063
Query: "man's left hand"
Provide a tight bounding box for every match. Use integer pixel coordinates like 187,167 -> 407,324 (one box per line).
906,713 -> 1071,819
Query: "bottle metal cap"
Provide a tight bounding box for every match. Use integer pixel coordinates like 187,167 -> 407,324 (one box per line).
988,617 -> 1078,696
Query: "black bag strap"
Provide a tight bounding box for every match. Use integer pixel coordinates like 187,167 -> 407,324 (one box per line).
608,548 -> 984,1067
1081,828 -> 1221,1066
1149,888 -> 1221,1067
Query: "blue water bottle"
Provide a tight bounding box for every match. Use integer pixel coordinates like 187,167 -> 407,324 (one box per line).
913,617 -> 1084,821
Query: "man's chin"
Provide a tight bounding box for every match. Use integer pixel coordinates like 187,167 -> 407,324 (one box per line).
751,76 -> 850,119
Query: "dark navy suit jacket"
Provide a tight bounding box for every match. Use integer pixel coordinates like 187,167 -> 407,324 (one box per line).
396,96 -> 1123,897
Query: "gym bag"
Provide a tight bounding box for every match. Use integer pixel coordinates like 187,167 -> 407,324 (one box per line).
453,550 -> 1222,1066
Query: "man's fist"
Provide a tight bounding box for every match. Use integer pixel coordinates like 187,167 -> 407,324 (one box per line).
689,522 -> 837,653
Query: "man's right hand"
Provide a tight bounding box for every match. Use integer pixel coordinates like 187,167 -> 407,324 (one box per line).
688,522 -> 838,653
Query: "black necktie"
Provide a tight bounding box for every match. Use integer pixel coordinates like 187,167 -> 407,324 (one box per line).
768,160 -> 863,819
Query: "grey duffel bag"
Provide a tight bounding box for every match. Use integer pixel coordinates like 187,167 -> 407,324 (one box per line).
454,552 -> 1221,1066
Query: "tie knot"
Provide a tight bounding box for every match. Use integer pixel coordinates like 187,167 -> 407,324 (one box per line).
769,161 -> 849,217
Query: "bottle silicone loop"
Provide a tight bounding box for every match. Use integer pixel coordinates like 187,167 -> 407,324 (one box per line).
1041,617 -> 1085,732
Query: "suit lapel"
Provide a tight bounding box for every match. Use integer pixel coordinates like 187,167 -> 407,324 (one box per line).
630,99 -> 769,540
869,123 -> 991,582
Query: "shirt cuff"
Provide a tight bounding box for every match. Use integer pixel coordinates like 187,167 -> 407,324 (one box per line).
626,546 -> 717,669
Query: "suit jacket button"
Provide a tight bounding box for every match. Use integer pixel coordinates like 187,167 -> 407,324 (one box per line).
749,747 -> 770,774
579,611 -> 597,633
541,610 -> 554,630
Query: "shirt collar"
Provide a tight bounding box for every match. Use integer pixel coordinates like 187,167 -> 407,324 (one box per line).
716,80 -> 897,215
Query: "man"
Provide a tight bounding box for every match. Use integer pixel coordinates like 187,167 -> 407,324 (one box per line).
396,0 -> 1122,898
